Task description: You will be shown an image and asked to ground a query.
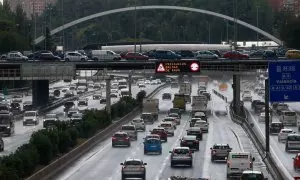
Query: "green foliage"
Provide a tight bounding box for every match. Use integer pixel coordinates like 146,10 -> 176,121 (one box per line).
0,96 -> 139,179
136,90 -> 146,104
30,132 -> 53,165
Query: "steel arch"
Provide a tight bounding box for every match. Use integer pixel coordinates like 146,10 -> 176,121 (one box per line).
34,5 -> 283,45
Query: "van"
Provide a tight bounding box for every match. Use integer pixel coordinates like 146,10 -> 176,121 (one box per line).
226,152 -> 255,178
91,50 -> 121,61
285,134 -> 300,152
280,111 -> 297,126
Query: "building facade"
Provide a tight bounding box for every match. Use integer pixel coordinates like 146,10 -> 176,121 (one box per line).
4,0 -> 57,19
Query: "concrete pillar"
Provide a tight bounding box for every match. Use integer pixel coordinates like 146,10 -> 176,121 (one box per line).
32,80 -> 49,107
232,74 -> 241,115
128,72 -> 132,97
106,78 -> 111,120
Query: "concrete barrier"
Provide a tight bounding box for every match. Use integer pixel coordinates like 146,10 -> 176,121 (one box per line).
26,83 -> 169,180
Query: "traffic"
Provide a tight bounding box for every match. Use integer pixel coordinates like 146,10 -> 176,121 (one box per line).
54,77 -> 270,180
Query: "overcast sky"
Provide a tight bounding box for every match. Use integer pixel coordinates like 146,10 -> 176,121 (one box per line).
0,0 -> 3,5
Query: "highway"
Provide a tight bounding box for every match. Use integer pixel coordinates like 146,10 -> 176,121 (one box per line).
216,77 -> 300,178
0,82 -> 161,156
55,79 -> 271,180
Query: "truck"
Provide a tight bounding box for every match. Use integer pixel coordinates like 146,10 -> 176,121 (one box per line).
143,98 -> 159,120
179,82 -> 192,103
173,94 -> 186,111
191,95 -> 208,116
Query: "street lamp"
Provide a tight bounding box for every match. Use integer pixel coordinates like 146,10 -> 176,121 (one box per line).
134,0 -> 137,53
233,0 -> 237,50
256,5 -> 260,48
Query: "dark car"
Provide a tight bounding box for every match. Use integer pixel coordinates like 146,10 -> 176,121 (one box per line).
175,50 -> 195,58
150,128 -> 168,142
100,98 -> 106,104
162,93 -> 171,100
269,122 -> 284,134
64,101 -> 75,112
38,53 -> 61,61
10,102 -> 21,114
209,50 -> 222,57
251,100 -> 261,110
186,127 -> 203,140
180,135 -> 199,150
112,131 -> 131,147
23,101 -> 32,111
121,52 -> 149,60
263,50 -> 278,60
254,101 -> 265,114
249,50 -> 264,58
168,108 -> 181,118
145,50 -> 181,60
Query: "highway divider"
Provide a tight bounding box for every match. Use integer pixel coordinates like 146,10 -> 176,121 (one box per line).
25,83 -> 169,180
211,89 -> 228,102
228,102 -> 291,180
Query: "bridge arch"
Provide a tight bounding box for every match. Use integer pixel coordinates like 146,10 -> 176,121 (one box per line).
34,5 -> 283,45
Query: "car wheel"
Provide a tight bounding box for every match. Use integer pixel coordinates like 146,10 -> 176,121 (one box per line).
144,150 -> 147,154
121,174 -> 126,180
211,157 -> 214,162
112,144 -> 115,147
128,143 -> 131,147
285,146 -> 289,152
142,173 -> 146,180
171,162 -> 174,167
190,162 -> 193,167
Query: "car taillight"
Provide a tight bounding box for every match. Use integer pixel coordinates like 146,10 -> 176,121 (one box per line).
212,150 -> 216,154
112,137 -> 116,140
194,140 -> 199,144
182,140 -> 187,144
227,161 -> 231,168
124,137 -> 129,141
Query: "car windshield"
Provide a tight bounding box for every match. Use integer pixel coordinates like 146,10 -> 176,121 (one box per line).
213,145 -> 230,149
78,101 -> 86,106
168,114 -> 178,118
287,135 -> 300,141
45,114 -> 56,118
141,114 -> 151,118
72,114 -> 82,118
169,108 -> 179,113
241,174 -> 264,180
153,129 -> 164,133
146,139 -> 160,144
174,149 -> 189,154
132,119 -> 143,123
24,112 -> 36,116
0,106 -> 9,111
11,103 -> 20,108
114,133 -> 127,138
160,123 -> 171,127
284,112 -> 295,116
124,160 -> 142,165
122,126 -> 135,130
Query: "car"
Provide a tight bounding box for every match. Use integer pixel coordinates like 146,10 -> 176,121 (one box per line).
11,95 -> 23,103
193,111 -> 207,122
195,50 -> 218,59
175,50 -> 195,58
254,102 -> 266,114
93,91 -> 102,99
144,134 -> 160,141
262,50 -> 278,59
67,108 -> 79,118
210,144 -> 232,162
145,80 -> 150,84
242,91 -> 252,101
162,93 -> 172,100
120,159 -> 147,180
285,134 -> 300,152
169,147 -> 193,167
186,127 -> 203,140
131,118 -> 145,131
162,117 -> 177,129
78,98 -> 88,106
0,111 -> 14,136
0,137 -> 3,151
258,112 -> 272,123
6,52 -> 28,61
168,113 -> 181,125
100,98 -> 106,104
278,128 -> 295,142
93,83 -> 101,89
269,122 -> 284,134
77,86 -> 87,94
70,113 -> 83,126
140,113 -> 154,124
194,120 -> 209,133
112,131 -> 130,147
285,49 -> 300,59
143,138 -> 162,154
276,103 -> 289,115
146,50 -> 181,60
10,102 -> 21,114
23,111 -> 39,126
251,100 -> 261,110
64,90 -> 74,98
202,92 -> 211,101
180,135 -> 199,151
168,108 -> 181,118
189,118 -> 202,127
64,101 -> 75,112
91,50 -> 121,61
121,52 -> 149,60
150,128 -> 168,142
110,92 -> 118,98
241,170 -> 268,180
138,82 -> 146,88
293,153 -> 300,170
38,53 -> 61,61
159,122 -> 175,136
23,101 -> 32,111
43,113 -> 59,128
64,51 -> 87,61
121,125 -> 137,140
226,152 -> 255,178
223,51 -> 249,59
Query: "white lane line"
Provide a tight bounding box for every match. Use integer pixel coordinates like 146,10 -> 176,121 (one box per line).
154,117 -> 189,180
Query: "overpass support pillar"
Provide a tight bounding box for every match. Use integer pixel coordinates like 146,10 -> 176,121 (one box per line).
32,80 -> 49,107
128,71 -> 132,97
232,74 -> 241,115
106,78 -> 111,120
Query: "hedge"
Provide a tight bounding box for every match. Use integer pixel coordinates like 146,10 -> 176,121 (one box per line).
0,94 -> 142,179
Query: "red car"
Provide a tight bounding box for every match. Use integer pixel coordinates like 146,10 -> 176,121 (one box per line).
223,51 -> 249,59
293,153 -> 300,170
150,128 -> 168,142
121,52 -> 149,60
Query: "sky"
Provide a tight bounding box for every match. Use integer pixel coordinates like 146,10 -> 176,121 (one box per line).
0,0 -> 2,5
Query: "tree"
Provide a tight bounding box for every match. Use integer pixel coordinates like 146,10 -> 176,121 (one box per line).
44,26 -> 53,50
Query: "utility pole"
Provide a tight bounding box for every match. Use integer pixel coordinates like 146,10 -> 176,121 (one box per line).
208,23 -> 211,44
233,0 -> 237,50
134,0 -> 137,53
62,0 -> 65,51
256,5 -> 260,48
226,20 -> 229,43
32,0 -> 36,51
44,0 -> 47,50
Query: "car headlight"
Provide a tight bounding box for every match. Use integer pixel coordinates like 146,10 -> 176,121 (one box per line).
6,126 -> 10,129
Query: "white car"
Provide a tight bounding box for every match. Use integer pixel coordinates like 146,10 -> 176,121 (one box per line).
111,89 -> 118,94
145,80 -> 150,84
159,122 -> 175,136
278,128 -> 295,142
131,118 -> 145,131
258,112 -> 272,123
23,111 -> 39,126
168,113 -> 181,125
242,92 -> 252,101
162,117 -> 177,129
156,79 -> 162,84
194,120 -> 209,133
93,83 -> 101,89
77,86 -> 87,94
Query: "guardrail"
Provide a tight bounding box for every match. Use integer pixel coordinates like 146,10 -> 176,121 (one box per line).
26,83 -> 169,180
212,89 -> 228,102
229,103 -> 289,180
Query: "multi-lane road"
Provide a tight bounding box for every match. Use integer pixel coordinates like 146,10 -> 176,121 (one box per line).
1,80 -> 161,156
216,77 -> 300,179
54,80 -> 271,180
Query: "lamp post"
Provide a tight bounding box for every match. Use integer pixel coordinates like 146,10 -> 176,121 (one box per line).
134,0 -> 137,53
256,5 -> 260,48
233,0 -> 237,50
62,0 -> 65,50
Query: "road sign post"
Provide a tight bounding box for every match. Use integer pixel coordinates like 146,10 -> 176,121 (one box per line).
269,61 -> 300,102
265,78 -> 270,153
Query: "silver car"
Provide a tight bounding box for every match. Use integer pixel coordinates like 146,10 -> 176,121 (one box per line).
121,125 -> 137,140
64,52 -> 87,61
120,159 -> 147,179
131,118 -> 145,131
195,51 -> 218,60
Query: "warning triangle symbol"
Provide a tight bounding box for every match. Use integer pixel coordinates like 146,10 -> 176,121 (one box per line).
157,63 -> 166,72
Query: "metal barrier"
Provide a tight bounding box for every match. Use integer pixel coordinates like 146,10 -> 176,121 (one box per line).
212,89 -> 228,102
26,83 -> 169,180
